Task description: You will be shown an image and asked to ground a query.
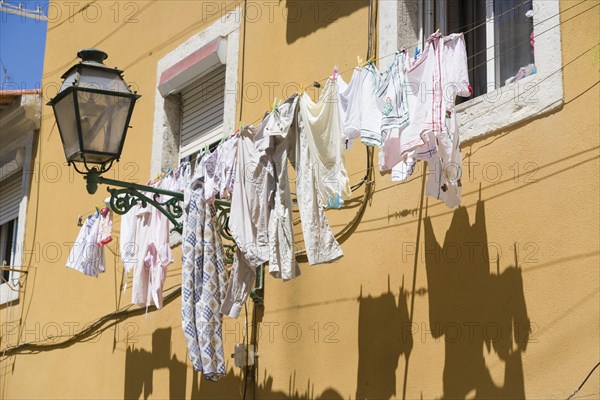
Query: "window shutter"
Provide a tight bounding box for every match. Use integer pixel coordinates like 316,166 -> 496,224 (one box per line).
180,64 -> 226,153
0,172 -> 23,226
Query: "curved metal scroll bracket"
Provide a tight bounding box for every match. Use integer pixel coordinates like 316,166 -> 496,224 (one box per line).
107,187 -> 184,234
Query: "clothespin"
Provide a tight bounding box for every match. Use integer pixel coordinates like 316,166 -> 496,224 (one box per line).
271,97 -> 278,112
219,129 -> 229,145
357,56 -> 364,69
332,65 -> 339,80
297,83 -> 305,96
365,56 -> 376,66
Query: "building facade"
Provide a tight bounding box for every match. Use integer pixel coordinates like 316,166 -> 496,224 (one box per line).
1,0 -> 599,398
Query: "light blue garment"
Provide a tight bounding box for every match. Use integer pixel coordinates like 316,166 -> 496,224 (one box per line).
325,193 -> 344,209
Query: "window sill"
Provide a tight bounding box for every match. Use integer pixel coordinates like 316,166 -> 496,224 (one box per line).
0,280 -> 19,305
456,70 -> 563,143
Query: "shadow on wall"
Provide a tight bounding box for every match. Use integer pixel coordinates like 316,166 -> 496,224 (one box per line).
285,0 -> 369,44
424,200 -> 530,399
124,327 -> 187,400
124,327 -> 342,399
355,282 -> 413,399
191,368 -> 344,399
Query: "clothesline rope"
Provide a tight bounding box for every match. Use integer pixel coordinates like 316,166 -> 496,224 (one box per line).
180,0 -> 588,173
231,0 -> 588,133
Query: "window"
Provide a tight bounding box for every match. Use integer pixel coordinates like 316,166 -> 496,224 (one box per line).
179,64 -> 227,159
0,169 -> 24,305
0,219 -> 18,285
151,8 -> 240,176
423,0 -> 535,99
0,91 -> 39,305
378,0 -> 563,141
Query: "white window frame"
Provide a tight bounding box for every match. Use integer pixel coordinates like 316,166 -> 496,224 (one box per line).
0,114 -> 37,305
379,0 -> 563,142
150,8 -> 240,176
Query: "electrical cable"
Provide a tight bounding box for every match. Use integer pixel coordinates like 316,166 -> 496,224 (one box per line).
566,362 -> 600,400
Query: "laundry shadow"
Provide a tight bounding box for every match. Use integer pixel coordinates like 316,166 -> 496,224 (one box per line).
355,281 -> 413,399
424,200 -> 530,399
191,368 -> 344,399
285,0 -> 369,44
124,327 -> 187,400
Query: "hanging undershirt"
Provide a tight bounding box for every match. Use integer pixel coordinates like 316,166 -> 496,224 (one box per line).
294,79 -> 348,264
66,213 -> 105,277
336,63 -> 383,148
227,118 -> 274,269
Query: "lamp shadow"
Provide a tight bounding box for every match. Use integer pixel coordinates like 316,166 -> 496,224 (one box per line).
424,200 -> 530,399
355,281 -> 413,400
123,327 -> 187,400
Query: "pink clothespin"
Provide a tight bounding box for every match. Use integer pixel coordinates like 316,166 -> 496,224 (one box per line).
333,65 -> 339,80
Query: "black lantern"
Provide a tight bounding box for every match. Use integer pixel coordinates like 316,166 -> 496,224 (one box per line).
48,48 -> 140,173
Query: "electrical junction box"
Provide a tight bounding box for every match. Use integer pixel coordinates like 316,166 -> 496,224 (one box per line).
232,343 -> 255,368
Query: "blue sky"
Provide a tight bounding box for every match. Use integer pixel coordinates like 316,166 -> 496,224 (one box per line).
0,0 -> 48,90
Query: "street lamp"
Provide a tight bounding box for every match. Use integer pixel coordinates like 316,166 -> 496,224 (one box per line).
48,48 -> 139,176
47,49 -> 186,233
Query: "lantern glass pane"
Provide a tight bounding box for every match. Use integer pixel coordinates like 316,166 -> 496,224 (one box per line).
78,66 -> 130,93
53,92 -> 80,161
59,69 -> 78,91
77,90 -> 132,159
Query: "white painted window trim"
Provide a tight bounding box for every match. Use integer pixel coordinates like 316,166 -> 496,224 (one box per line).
0,131 -> 35,305
378,0 -> 563,143
150,7 -> 240,176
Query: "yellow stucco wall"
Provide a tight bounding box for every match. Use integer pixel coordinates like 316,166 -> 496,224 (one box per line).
1,0 -> 598,399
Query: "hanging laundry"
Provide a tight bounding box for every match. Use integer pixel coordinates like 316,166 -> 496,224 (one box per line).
423,33 -> 471,209
377,50 -> 412,175
222,96 -> 302,318
181,161 -> 228,380
222,86 -> 351,316
376,33 -> 470,208
264,95 -> 301,281
228,117 -> 274,269
336,63 -> 384,148
220,249 -> 256,318
131,179 -> 174,309
294,78 -> 349,263
200,135 -> 238,204
119,203 -> 139,275
217,136 -> 238,200
66,212 -> 106,277
96,207 -> 113,245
